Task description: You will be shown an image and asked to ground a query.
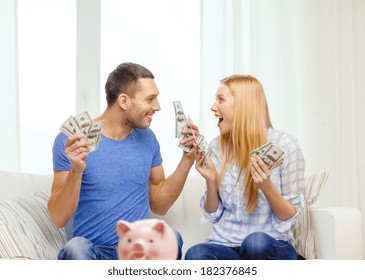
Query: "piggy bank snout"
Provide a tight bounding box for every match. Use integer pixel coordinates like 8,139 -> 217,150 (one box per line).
131,241 -> 145,252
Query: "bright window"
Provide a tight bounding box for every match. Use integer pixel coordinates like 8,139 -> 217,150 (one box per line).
17,0 -> 76,173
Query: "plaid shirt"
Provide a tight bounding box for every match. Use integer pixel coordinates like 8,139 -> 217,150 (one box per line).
201,128 -> 306,247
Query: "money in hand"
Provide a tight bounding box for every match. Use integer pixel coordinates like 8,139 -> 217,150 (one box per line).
173,101 -> 187,138
190,116 -> 212,165
173,101 -> 193,152
250,142 -> 284,170
60,116 -> 79,136
60,111 -> 104,152
192,130 -> 212,158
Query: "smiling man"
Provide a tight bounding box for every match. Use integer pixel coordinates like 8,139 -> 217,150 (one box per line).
48,62 -> 198,260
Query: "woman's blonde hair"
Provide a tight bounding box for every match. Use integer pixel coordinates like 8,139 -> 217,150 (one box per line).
218,75 -> 273,211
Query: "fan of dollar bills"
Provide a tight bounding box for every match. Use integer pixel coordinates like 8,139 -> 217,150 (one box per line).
60,111 -> 104,152
250,142 -> 285,170
173,101 -> 212,158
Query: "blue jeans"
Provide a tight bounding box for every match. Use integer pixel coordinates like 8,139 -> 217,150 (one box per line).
58,231 -> 184,260
185,232 -> 298,260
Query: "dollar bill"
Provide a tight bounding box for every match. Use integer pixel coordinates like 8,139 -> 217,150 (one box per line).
86,120 -> 104,151
250,141 -> 272,158
174,106 -> 192,152
261,144 -> 284,169
73,111 -> 93,137
173,101 -> 187,138
178,120 -> 193,152
191,121 -> 212,163
60,111 -> 103,152
60,116 -> 79,136
250,142 -> 284,170
199,138 -> 212,158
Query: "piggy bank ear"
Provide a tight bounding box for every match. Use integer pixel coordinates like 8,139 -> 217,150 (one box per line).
116,221 -> 131,237
152,221 -> 166,237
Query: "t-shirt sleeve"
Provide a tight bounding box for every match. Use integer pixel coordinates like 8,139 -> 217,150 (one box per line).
147,129 -> 163,168
52,132 -> 71,171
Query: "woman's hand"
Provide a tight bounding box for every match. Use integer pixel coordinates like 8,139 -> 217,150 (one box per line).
194,148 -> 217,183
250,155 -> 272,190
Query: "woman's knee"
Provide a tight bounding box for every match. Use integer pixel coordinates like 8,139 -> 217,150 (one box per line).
185,243 -> 240,260
185,243 -> 214,260
240,232 -> 273,259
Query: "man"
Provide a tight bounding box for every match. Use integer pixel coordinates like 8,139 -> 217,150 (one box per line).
48,62 -> 197,260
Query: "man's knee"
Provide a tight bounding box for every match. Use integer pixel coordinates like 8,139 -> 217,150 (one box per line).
58,236 -> 95,260
185,244 -> 206,260
174,230 -> 183,260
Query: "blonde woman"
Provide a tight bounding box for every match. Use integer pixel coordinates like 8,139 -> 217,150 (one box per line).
185,75 -> 305,260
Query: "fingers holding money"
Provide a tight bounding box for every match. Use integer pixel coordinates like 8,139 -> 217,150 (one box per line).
250,155 -> 271,189
60,111 -> 103,152
65,134 -> 91,171
180,123 -> 199,148
194,148 -> 216,181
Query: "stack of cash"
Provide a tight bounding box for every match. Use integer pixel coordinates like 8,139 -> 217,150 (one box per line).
60,111 -> 104,152
173,101 -> 212,158
250,142 -> 285,170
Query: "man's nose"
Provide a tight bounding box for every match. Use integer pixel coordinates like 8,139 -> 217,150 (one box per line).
153,99 -> 161,111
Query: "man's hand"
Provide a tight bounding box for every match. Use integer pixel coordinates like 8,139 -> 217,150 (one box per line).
64,133 -> 91,172
179,122 -> 199,160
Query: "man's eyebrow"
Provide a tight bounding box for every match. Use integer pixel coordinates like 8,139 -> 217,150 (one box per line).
146,92 -> 159,98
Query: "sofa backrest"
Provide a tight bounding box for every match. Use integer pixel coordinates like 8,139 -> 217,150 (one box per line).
0,171 -> 53,200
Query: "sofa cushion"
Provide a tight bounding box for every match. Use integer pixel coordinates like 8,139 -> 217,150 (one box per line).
293,172 -> 329,259
0,191 -> 67,259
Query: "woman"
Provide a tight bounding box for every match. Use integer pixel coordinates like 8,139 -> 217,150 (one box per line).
185,75 -> 305,260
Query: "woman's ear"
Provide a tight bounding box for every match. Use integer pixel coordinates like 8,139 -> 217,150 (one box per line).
118,93 -> 130,110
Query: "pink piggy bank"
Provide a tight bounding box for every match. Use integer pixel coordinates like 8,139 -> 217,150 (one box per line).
116,219 -> 178,260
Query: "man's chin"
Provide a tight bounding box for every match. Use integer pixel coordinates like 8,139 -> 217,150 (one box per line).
134,121 -> 152,129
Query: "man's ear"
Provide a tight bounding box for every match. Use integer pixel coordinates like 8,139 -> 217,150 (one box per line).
118,93 -> 130,110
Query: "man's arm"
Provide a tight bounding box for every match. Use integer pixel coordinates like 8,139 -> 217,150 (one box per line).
48,169 -> 83,228
149,124 -> 197,215
48,134 -> 90,228
149,152 -> 194,215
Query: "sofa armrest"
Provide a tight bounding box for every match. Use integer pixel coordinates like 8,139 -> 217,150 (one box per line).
310,207 -> 363,259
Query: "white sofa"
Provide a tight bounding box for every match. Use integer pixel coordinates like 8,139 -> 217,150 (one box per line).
0,170 -> 363,260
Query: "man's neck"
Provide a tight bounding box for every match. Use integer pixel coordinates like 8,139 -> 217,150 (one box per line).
95,107 -> 132,140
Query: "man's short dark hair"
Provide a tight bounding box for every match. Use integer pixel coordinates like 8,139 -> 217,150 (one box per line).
105,62 -> 155,106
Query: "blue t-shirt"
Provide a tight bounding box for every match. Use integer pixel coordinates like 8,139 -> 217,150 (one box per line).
52,128 -> 163,245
